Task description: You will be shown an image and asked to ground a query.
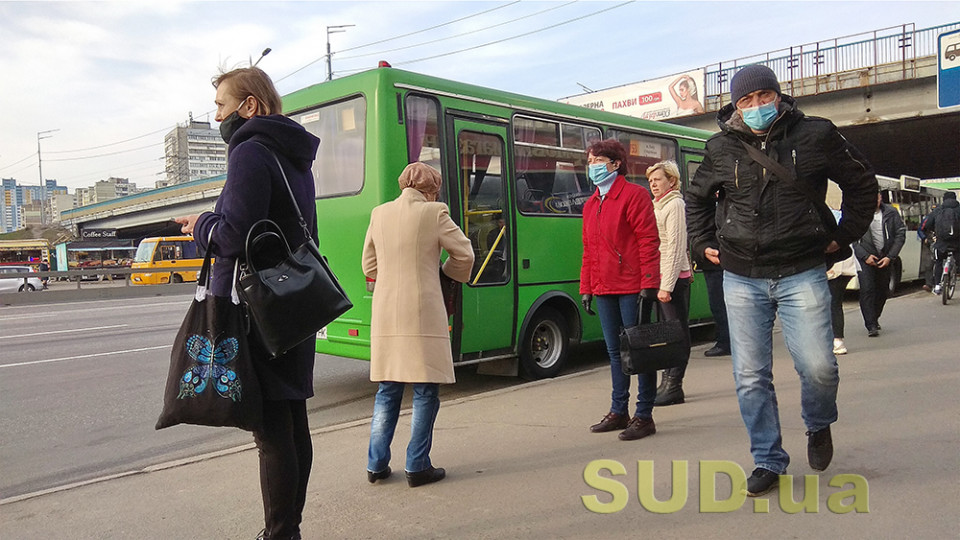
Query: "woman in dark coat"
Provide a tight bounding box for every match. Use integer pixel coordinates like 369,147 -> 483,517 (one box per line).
176,66 -> 321,540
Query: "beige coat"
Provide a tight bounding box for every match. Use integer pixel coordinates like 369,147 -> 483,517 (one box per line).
361,188 -> 474,383
653,189 -> 691,293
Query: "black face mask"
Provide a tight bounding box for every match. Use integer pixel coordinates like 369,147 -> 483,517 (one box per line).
219,110 -> 248,144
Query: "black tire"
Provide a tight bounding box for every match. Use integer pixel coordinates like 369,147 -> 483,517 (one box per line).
18,284 -> 36,292
171,273 -> 184,284
519,307 -> 569,379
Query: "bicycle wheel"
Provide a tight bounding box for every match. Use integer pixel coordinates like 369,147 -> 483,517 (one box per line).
948,264 -> 957,301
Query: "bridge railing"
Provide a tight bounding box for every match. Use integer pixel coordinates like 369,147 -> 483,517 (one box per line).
701,22 -> 960,109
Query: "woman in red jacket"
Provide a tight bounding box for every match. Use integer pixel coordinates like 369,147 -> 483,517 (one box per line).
580,139 -> 661,441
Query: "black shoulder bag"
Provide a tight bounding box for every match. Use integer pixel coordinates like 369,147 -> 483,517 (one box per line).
236,151 -> 353,358
619,297 -> 689,375
738,139 -> 852,266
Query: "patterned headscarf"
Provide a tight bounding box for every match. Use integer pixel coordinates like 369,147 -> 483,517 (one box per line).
398,162 -> 442,196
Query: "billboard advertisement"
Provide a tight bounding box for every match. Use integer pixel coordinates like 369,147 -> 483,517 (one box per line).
560,69 -> 706,121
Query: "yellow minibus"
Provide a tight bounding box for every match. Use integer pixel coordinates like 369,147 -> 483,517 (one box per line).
130,236 -> 206,285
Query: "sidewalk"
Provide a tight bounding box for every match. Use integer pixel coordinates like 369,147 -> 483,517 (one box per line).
2,292 -> 958,539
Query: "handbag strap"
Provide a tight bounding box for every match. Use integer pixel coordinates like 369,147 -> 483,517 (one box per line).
254,142 -> 314,244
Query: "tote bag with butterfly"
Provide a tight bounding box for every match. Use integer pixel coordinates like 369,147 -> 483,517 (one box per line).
156,238 -> 263,432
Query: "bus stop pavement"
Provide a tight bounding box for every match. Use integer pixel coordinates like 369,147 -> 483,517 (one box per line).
2,292 -> 958,539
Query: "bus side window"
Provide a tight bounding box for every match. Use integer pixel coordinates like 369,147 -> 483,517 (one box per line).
180,241 -> 198,259
157,244 -> 178,261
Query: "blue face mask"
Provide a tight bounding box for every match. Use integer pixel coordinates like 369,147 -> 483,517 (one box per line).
740,101 -> 779,131
588,163 -> 616,185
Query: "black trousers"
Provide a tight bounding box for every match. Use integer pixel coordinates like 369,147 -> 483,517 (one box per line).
649,278 -> 691,379
703,269 -> 730,350
828,275 -> 853,339
253,399 -> 312,540
857,265 -> 891,330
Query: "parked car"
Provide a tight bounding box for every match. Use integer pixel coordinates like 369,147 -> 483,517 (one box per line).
0,266 -> 44,292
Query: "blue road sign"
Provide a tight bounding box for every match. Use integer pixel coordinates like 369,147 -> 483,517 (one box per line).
939,29 -> 960,109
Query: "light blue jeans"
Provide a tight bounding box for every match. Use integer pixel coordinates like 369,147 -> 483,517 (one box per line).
367,382 -> 440,474
723,267 -> 839,474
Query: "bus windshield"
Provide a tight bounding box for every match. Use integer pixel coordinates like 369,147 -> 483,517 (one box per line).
134,241 -> 157,263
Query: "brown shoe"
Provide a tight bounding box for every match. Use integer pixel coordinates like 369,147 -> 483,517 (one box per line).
618,416 -> 656,441
590,412 -> 629,433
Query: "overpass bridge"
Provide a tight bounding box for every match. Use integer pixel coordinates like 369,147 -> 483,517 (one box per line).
665,22 -> 960,180
61,22 -> 959,242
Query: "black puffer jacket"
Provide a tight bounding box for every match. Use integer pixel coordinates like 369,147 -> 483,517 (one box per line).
687,95 -> 878,279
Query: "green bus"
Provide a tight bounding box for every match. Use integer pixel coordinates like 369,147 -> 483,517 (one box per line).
282,66 -> 714,378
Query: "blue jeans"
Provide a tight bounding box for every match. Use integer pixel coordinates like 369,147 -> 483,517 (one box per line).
723,268 -> 839,474
595,294 -> 657,419
367,382 -> 440,474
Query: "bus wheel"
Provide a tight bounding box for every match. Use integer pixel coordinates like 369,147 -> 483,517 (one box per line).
171,273 -> 183,284
520,307 -> 568,379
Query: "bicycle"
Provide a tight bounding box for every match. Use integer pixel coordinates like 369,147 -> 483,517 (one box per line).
940,250 -> 957,305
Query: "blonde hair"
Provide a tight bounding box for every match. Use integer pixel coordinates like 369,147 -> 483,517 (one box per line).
646,160 -> 681,190
212,67 -> 282,116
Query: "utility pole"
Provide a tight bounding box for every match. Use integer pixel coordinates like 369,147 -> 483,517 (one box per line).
326,24 -> 354,81
37,129 -> 59,226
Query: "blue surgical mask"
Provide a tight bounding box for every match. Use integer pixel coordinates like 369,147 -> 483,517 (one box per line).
588,163 -> 616,185
740,101 -> 779,131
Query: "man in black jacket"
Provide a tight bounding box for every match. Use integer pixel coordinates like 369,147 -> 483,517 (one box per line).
853,191 -> 906,336
922,191 -> 960,294
686,64 -> 877,497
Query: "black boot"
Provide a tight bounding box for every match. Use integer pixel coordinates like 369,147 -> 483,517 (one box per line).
655,370 -> 684,406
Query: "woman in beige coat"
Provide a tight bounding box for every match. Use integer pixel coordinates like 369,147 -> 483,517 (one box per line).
361,162 -> 474,488
647,160 -> 693,407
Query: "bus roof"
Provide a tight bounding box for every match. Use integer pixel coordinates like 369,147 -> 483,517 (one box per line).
281,67 -> 714,142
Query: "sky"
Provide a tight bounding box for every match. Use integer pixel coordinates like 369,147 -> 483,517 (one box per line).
1,1 -> 958,193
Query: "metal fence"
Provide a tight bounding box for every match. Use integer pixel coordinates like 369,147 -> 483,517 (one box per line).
703,22 -> 960,103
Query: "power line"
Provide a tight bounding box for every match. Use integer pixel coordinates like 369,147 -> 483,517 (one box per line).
45,143 -> 159,162
0,152 -> 38,172
337,1 -> 634,75
275,1 -> 521,83
390,1 -> 634,68
336,1 -> 578,62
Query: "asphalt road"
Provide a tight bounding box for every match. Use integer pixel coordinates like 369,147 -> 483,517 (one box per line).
0,293 -> 609,499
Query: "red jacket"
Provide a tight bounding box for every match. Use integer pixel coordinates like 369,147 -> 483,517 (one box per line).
580,176 -> 661,295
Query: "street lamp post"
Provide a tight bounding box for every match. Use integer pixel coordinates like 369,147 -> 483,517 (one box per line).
326,24 -> 355,82
37,129 -> 59,226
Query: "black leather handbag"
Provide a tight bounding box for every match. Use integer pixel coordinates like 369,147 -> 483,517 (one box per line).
236,153 -> 352,358
619,297 -> 689,375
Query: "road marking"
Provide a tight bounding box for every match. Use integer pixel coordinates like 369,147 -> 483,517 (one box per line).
0,345 -> 170,369
0,324 -> 128,340
0,301 -> 188,321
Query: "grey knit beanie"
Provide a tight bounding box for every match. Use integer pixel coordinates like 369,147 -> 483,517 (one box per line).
730,64 -> 781,105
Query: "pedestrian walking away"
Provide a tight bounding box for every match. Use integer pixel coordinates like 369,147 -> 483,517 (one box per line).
922,191 -> 960,295
646,160 -> 693,407
175,66 -> 321,540
361,162 -> 474,488
579,139 -> 662,442
686,64 -> 877,497
852,191 -> 906,337
825,210 -> 857,355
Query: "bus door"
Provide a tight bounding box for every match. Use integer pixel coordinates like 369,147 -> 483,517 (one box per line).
448,117 -> 516,356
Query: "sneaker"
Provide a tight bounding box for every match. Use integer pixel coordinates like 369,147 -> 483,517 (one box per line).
618,416 -> 656,441
922,284 -> 932,292
807,426 -> 834,471
832,338 -> 847,355
934,285 -> 942,295
867,327 -> 879,337
744,467 -> 780,497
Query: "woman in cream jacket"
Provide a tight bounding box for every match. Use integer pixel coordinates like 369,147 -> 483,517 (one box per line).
647,160 -> 693,407
361,162 -> 474,488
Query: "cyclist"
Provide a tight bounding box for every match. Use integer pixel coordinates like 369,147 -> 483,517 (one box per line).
922,191 -> 960,294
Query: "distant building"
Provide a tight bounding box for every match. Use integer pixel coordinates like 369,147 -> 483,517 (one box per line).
0,177 -> 67,232
50,192 -> 77,223
164,115 -> 227,186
